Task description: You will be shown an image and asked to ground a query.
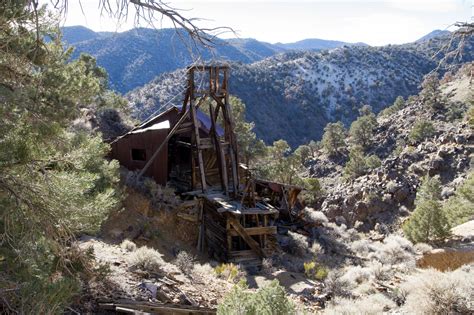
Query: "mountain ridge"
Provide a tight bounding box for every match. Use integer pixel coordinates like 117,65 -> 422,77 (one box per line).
126,33 -> 473,147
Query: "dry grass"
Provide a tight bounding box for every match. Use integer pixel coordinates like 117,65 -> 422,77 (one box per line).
127,246 -> 164,272
368,235 -> 415,266
286,231 -> 310,257
174,251 -> 195,274
324,293 -> 396,314
303,208 -> 329,225
120,239 -> 137,252
400,265 -> 474,314
214,263 -> 246,283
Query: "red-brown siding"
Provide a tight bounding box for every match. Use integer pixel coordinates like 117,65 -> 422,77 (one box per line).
111,129 -> 169,186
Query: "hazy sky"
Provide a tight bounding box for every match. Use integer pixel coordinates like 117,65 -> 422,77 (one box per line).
51,0 -> 472,46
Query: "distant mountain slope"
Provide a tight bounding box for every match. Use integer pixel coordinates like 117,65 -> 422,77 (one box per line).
416,29 -> 451,42
127,34 -> 473,147
275,38 -> 367,50
61,26 -> 103,44
63,27 -> 285,92
61,27 -> 365,93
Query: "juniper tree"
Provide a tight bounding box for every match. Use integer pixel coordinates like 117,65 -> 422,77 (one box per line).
403,176 -> 451,243
349,105 -> 377,149
443,171 -> 474,227
409,121 -> 436,144
321,121 -> 346,157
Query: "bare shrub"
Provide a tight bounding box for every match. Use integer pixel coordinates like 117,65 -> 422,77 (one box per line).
286,231 -> 309,257
365,261 -> 392,281
369,235 -> 415,266
303,208 -> 329,225
350,239 -> 373,257
120,239 -> 137,252
125,171 -> 179,210
324,293 -> 396,314
401,265 -> 474,314
280,254 -> 306,273
174,251 -> 195,274
261,258 -> 276,275
128,246 -> 164,272
309,242 -> 322,256
192,263 -> 215,280
324,270 -> 353,298
340,265 -> 371,286
413,242 -> 433,254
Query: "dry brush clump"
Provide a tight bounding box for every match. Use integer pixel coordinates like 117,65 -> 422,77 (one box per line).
324,293 -> 396,315
214,263 -> 247,283
128,246 -> 164,272
400,265 -> 474,314
120,239 -> 137,252
174,251 -> 195,274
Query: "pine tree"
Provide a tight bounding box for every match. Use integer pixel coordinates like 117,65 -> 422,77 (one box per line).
443,171 -> 474,226
349,105 -> 377,149
321,121 -> 346,156
1,3 -> 122,311
403,176 -> 451,243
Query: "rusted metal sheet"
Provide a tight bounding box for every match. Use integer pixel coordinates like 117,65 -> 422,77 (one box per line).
111,128 -> 169,185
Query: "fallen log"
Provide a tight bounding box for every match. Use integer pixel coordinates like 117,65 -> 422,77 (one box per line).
99,300 -> 216,315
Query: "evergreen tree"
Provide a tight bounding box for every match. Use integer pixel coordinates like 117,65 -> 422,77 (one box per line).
443,171 -> 474,226
344,146 -> 368,178
421,72 -> 445,111
0,3 -> 122,311
294,144 -> 312,165
403,176 -> 451,243
321,121 -> 346,156
344,146 -> 381,179
230,96 -> 266,167
409,121 -> 436,144
349,113 -> 377,149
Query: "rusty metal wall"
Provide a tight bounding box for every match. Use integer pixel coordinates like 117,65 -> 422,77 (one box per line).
111,129 -> 169,186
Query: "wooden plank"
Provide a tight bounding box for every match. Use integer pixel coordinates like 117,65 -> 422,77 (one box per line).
226,218 -> 232,251
190,96 -> 207,192
228,226 -> 277,237
228,216 -> 265,258
115,306 -> 150,314
137,108 -> 190,178
210,105 -> 229,195
197,201 -> 204,250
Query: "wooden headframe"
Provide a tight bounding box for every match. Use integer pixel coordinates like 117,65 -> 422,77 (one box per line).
186,65 -> 240,195
138,65 -> 240,195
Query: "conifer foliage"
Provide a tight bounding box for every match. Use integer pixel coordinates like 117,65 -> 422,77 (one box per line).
403,176 -> 451,243
0,2 -> 122,311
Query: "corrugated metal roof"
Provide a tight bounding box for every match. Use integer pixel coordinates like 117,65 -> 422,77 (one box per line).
130,120 -> 170,134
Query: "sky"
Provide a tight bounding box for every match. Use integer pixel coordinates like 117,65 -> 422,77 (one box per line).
48,0 -> 472,46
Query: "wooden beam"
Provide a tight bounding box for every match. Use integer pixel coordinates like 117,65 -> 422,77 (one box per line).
228,226 -> 277,237
228,216 -> 265,258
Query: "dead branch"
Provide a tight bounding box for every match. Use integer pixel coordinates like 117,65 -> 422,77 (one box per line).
48,0 -> 234,49
434,21 -> 473,71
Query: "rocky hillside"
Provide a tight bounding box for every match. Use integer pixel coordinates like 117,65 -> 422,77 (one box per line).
309,63 -> 473,231
64,27 -> 285,93
275,38 -> 367,50
127,33 -> 473,147
63,26 -> 368,93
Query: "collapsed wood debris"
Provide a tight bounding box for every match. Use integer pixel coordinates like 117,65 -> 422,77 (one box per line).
111,65 -> 304,266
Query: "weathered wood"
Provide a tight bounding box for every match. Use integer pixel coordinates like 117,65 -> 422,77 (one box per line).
228,216 -> 265,258
197,202 -> 204,251
137,108 -> 190,178
228,226 -> 277,237
190,94 -> 207,192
